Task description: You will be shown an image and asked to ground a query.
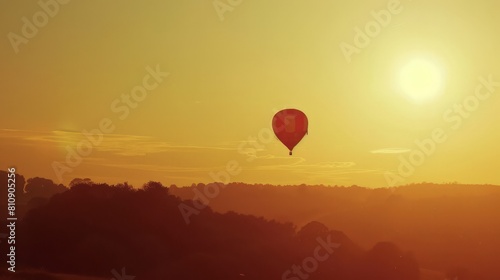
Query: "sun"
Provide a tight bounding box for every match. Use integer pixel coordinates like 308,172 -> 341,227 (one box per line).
398,58 -> 444,103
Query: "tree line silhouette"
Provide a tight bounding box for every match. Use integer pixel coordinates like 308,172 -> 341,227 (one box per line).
0,171 -> 425,279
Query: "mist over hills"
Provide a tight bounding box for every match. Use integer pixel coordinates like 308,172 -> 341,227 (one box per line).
1,171 -> 497,279
171,182 -> 500,279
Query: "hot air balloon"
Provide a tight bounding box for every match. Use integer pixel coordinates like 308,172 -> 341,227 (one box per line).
272,109 -> 308,155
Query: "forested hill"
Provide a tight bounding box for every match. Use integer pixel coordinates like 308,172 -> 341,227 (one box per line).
171,182 -> 500,280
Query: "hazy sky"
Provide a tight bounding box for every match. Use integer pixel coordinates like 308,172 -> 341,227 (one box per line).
1,0 -> 499,187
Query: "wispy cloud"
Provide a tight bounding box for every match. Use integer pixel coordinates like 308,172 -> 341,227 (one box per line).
0,129 -> 236,156
0,129 -> 378,185
370,148 -> 411,154
240,153 -> 387,182
92,162 -> 226,173
252,160 -> 356,171
249,156 -> 357,173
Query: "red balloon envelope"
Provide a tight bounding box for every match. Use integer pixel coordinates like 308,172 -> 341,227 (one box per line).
272,109 -> 308,155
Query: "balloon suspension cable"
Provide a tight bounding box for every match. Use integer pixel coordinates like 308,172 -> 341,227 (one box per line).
289,151 -> 292,156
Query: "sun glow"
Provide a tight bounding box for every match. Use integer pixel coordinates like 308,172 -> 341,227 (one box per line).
398,58 -> 444,103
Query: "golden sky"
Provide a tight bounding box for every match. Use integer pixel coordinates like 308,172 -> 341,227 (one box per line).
1,0 -> 499,187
